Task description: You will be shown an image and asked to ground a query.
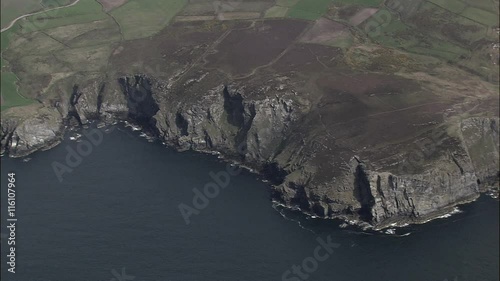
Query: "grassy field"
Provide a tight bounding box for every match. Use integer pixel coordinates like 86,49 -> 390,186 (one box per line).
287,0 -> 333,20
286,0 -> 384,21
276,0 -> 301,7
1,24 -> 19,51
1,0 -> 191,111
0,0 -> 177,111
427,0 -> 466,13
425,0 -> 499,26
1,72 -> 33,111
332,0 -> 384,6
1,0 -> 109,111
467,0 -> 499,10
43,18 -> 121,47
357,0 -> 498,82
362,8 -> 471,61
1,23 -> 36,111
461,7 -> 499,26
1,0 -> 44,28
16,0 -> 107,32
415,2 -> 489,45
41,0 -> 72,6
111,0 -> 187,40
264,6 -> 289,18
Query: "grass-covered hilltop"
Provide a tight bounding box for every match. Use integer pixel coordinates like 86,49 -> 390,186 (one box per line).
1,0 -> 499,230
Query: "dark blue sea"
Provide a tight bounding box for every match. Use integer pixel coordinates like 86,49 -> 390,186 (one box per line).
1,124 -> 498,281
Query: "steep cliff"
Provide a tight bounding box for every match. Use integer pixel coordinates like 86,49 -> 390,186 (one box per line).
2,68 -> 497,230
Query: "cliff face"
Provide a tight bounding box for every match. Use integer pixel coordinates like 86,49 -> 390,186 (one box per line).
1,71 -> 498,230
359,153 -> 480,229
271,119 -> 496,230
365,118 -> 499,228
461,117 -> 499,188
155,84 -> 302,164
1,105 -> 64,157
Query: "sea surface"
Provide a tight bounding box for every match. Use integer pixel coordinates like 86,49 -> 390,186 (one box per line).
1,124 -> 499,281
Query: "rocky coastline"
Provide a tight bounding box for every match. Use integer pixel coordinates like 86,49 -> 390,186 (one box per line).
1,72 -> 498,231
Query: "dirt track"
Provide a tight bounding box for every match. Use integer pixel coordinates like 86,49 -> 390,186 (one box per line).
1,0 -> 80,33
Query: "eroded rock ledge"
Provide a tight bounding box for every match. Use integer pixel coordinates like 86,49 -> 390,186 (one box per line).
1,73 -> 498,230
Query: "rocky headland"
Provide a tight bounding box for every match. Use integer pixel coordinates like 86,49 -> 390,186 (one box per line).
1,20 -> 499,230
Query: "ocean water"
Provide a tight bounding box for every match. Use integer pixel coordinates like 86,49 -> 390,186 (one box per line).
1,124 -> 498,281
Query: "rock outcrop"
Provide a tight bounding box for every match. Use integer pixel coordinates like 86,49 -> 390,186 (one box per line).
1,105 -> 64,157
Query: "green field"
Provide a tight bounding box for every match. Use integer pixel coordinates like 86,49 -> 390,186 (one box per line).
332,0 -> 384,7
43,18 -> 121,48
111,0 -> 188,40
287,0 -> 333,20
1,0 -> 191,111
1,0 -> 43,28
16,0 -> 107,32
427,0 -> 466,13
1,23 -> 35,111
357,0 -> 498,82
264,6 -> 289,18
466,0 -> 499,11
407,40 -> 469,61
461,7 -> 499,26
363,8 -> 470,61
1,24 -> 19,51
425,0 -> 499,26
1,72 -> 33,110
41,0 -> 72,7
1,0 -> 108,111
409,2 -> 488,46
276,0 -> 301,7
285,0 -> 383,21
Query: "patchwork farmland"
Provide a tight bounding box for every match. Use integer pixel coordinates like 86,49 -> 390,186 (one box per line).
1,0 -> 498,111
